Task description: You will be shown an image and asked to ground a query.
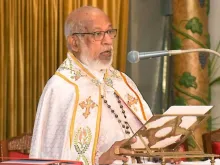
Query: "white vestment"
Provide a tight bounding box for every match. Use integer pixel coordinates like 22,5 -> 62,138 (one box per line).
30,52 -> 152,165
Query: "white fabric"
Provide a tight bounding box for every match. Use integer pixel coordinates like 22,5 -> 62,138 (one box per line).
134,159 -> 220,165
30,54 -> 152,165
95,74 -> 152,164
78,61 -> 153,164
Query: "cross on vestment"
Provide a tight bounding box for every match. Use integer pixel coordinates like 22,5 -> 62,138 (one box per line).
127,94 -> 138,107
79,96 -> 97,118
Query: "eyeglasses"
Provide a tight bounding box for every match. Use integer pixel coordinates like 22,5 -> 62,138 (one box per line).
72,29 -> 117,41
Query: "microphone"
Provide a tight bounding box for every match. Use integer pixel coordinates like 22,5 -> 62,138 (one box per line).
127,50 -> 169,63
127,49 -> 220,63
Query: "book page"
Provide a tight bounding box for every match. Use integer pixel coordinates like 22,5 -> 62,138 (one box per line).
131,106 -> 212,149
164,106 -> 213,115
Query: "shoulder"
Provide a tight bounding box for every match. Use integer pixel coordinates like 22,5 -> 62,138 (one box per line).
109,67 -> 134,82
119,71 -> 138,89
109,67 -> 138,88
50,74 -> 77,87
42,74 -> 77,96
120,72 -> 133,81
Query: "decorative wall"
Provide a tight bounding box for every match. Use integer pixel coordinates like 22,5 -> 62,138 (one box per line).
172,0 -> 210,150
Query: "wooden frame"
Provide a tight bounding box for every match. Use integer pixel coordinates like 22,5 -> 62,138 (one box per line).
118,114 -> 220,165
0,133 -> 32,161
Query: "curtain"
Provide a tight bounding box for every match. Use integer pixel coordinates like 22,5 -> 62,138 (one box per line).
0,0 -> 129,140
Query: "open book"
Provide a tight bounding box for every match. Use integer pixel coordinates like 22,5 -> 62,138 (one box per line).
129,106 -> 213,153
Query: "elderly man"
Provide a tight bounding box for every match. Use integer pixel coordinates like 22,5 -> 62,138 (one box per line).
30,6 -> 152,165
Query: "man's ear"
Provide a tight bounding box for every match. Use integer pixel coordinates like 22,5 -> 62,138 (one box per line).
67,35 -> 80,52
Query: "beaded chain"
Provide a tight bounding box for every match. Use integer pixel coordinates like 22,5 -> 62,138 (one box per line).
101,92 -> 131,135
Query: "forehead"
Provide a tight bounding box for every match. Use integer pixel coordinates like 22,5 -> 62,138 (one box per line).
84,12 -> 112,31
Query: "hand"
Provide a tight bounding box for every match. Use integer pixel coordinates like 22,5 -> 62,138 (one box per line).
153,157 -> 181,164
166,145 -> 185,164
98,137 -> 137,165
169,158 -> 181,164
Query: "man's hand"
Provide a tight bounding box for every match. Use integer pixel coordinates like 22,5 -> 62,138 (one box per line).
169,158 -> 181,164
166,144 -> 185,164
98,137 -> 137,165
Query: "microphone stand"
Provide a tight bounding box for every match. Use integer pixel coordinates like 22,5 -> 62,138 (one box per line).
128,48 -> 220,63
168,48 -> 220,58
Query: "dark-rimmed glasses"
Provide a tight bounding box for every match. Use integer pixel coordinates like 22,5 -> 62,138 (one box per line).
72,29 -> 117,41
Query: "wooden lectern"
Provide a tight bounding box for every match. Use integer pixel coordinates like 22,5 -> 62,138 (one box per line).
117,114 -> 220,165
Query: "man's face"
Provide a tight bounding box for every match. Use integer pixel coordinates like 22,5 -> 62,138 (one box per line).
78,12 -> 115,70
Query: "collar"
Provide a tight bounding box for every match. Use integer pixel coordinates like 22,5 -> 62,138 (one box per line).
67,52 -> 107,83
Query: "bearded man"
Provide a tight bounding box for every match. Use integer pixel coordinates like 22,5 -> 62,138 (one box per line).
30,6 -> 152,165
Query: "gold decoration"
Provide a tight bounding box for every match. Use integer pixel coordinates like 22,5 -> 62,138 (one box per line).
114,146 -> 120,155
79,97 -> 97,118
127,94 -> 138,108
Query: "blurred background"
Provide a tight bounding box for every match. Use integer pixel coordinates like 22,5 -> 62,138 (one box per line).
0,0 -> 220,151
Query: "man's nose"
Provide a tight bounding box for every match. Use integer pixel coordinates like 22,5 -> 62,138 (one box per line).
102,33 -> 113,45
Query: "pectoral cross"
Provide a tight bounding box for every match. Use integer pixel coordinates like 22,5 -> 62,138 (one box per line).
79,96 -> 97,118
127,94 -> 138,107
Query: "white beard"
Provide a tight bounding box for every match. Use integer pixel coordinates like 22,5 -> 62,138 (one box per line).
79,45 -> 113,71
84,56 -> 113,71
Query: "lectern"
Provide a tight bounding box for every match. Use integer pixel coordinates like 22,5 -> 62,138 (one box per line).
117,111 -> 220,165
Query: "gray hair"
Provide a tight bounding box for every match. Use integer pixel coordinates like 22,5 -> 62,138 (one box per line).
64,6 -> 106,51
64,12 -> 87,51
64,6 -> 103,39
64,19 -> 86,39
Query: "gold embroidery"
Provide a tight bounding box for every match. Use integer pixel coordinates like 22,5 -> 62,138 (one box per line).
79,97 -> 97,118
91,79 -> 101,86
68,52 -> 96,79
92,86 -> 102,165
103,71 -> 113,87
109,69 -> 121,78
104,77 -> 113,87
74,127 -> 92,165
120,72 -> 147,120
71,70 -> 84,80
127,94 -> 138,108
59,65 -> 86,81
55,72 -> 80,147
